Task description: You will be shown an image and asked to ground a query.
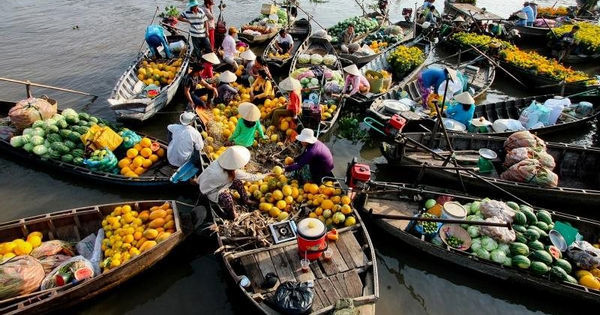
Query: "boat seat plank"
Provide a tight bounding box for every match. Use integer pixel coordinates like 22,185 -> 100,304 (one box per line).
319,241 -> 348,276
310,281 -> 327,311
310,260 -> 325,279
269,248 -> 296,283
255,251 -> 278,287
343,269 -> 364,297
331,273 -> 351,298
339,232 -> 368,269
315,277 -> 342,305
334,235 -> 356,269
240,255 -> 265,293
366,198 -> 417,231
284,245 -> 315,282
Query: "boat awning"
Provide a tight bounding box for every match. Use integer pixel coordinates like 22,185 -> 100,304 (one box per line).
448,3 -> 504,21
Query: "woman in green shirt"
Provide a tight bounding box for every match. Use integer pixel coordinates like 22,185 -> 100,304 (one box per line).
228,102 -> 267,147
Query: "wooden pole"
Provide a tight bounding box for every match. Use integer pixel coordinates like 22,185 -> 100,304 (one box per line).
367,210 -> 512,228
467,44 -> 528,88
0,77 -> 98,101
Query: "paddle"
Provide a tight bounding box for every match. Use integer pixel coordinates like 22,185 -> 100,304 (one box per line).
366,209 -> 512,229
467,44 -> 528,88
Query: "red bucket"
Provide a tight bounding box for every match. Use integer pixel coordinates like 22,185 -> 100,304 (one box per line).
296,218 -> 327,261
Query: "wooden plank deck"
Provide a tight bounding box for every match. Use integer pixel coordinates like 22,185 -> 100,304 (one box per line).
238,229 -> 369,311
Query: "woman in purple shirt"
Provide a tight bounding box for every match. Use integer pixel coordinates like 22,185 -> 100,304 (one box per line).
285,128 -> 334,183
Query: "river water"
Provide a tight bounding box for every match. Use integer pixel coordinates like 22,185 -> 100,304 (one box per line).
0,0 -> 593,314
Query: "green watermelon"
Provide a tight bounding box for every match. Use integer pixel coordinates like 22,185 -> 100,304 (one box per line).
531,250 -> 553,265
535,221 -> 549,232
64,140 -> 76,150
512,255 -> 531,269
78,112 -> 90,121
60,129 -> 72,138
47,133 -> 62,143
506,201 -> 519,211
546,245 -> 562,259
514,212 -> 527,226
510,242 -> 530,256
554,259 -> 572,274
515,232 -> 527,244
528,240 -> 544,251
522,209 -> 538,225
565,274 -> 578,284
68,132 -> 82,142
73,157 -> 84,165
536,210 -> 553,225
550,266 -> 568,281
513,224 -> 527,233
72,149 -> 84,158
525,228 -> 540,242
530,261 -> 550,275
61,154 -> 73,163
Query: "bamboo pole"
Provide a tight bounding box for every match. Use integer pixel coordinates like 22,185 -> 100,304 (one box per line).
0,77 -> 98,101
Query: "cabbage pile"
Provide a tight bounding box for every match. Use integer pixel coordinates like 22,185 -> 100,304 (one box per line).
323,54 -> 337,66
298,54 -> 311,64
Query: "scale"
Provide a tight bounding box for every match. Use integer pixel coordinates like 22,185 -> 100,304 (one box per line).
269,220 -> 297,244
477,148 -> 497,174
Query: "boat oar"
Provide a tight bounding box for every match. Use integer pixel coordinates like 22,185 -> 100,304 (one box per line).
467,44 -> 528,88
292,2 -> 327,31
366,209 -> 513,229
353,0 -> 368,17
0,77 -> 98,102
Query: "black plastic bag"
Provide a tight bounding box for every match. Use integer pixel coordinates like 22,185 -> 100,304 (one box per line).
271,281 -> 314,314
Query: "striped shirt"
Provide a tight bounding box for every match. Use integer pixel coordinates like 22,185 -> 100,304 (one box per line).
182,10 -> 207,38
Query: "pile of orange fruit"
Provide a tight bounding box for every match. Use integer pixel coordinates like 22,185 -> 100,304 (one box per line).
0,231 -> 43,261
101,202 -> 175,271
305,181 -> 357,228
260,96 -> 287,119
118,137 -> 165,177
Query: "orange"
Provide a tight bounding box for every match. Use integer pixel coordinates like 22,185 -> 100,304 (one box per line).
140,147 -> 152,158
142,159 -> 153,168
149,154 -> 159,162
272,190 -> 283,201
140,137 -> 152,148
321,199 -> 334,210
132,156 -> 145,167
126,148 -> 138,159
118,158 -> 132,168
134,144 -> 143,151
276,200 -> 287,210
308,184 -> 319,194
156,148 -> 165,157
341,196 -> 351,205
134,167 -> 146,175
120,167 -> 132,175
284,196 -> 294,205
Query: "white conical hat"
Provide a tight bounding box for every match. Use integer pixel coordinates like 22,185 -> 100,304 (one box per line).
238,102 -> 261,122
240,50 -> 256,61
444,67 -> 459,83
343,64 -> 360,76
279,77 -> 302,91
453,92 -> 475,104
219,70 -> 237,83
217,145 -> 251,170
453,16 -> 465,23
295,128 -> 317,144
202,52 -> 220,64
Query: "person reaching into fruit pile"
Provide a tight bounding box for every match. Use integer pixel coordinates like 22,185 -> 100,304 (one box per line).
214,70 -> 239,104
239,50 -> 257,85
167,111 -> 204,167
227,102 -> 267,147
144,24 -> 173,59
417,66 -> 458,108
178,0 -> 211,60
274,29 -> 294,54
342,64 -> 370,97
221,27 -> 239,71
270,77 -> 302,126
197,146 -> 268,219
183,63 -> 218,110
285,128 -> 334,184
250,69 -> 274,105
444,92 -> 475,127
199,52 -> 220,80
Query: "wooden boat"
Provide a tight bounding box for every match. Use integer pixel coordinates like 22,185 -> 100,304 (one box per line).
239,26 -> 281,45
338,21 -> 416,68
502,22 -> 551,43
108,34 -> 191,122
443,1 -> 504,22
367,54 -> 495,122
381,132 -> 600,210
352,181 -> 600,304
210,181 -> 378,314
263,18 -> 312,73
0,100 -> 207,187
0,200 -> 199,314
549,49 -> 600,64
346,37 -> 432,110
289,35 -> 345,137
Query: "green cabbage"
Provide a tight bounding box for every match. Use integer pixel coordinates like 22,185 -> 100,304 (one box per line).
481,236 -> 498,252
31,127 -> 45,137
10,136 -> 25,148
467,226 -> 480,238
498,243 -> 510,255
475,248 -> 490,260
471,239 -> 482,252
30,136 -> 44,146
23,143 -> 34,152
32,145 -> 48,156
503,256 -> 512,267
490,249 -> 507,263
62,108 -> 78,120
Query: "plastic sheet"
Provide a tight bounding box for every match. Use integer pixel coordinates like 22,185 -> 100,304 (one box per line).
567,240 -> 600,270
0,255 -> 45,300
271,281 -> 314,314
500,159 -> 559,188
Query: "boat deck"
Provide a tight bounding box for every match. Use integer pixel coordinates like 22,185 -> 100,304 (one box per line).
366,198 -> 417,231
446,2 -> 503,21
232,226 -> 373,312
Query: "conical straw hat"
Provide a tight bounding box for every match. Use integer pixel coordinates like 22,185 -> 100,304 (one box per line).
217,145 -> 251,170
279,77 -> 302,91
343,64 -> 361,76
219,70 -> 237,83
238,102 -> 261,122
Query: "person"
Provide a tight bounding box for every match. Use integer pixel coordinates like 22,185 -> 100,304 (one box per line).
249,56 -> 272,81
417,67 -> 459,108
202,0 -> 216,50
144,24 -> 173,59
424,5 -> 438,24
342,64 -> 370,97
239,50 -> 257,85
340,24 -> 356,53
514,11 -> 528,27
555,25 -> 580,61
215,70 -> 239,104
179,0 -> 211,60
271,77 -> 302,125
513,2 -> 534,26
285,128 -> 334,183
250,69 -> 274,105
422,0 -> 435,9
444,92 -> 475,127
167,112 -> 204,167
529,1 -> 538,20
274,29 -> 294,54
197,146 -> 267,219
228,102 -> 267,147
200,52 -> 220,80
222,27 -> 239,70
182,63 -> 218,110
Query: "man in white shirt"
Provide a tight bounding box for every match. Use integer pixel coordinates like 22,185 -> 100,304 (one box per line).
221,26 -> 239,70
167,111 -> 204,167
274,29 -> 294,54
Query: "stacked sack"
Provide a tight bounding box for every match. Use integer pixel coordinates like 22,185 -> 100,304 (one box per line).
500,131 -> 559,187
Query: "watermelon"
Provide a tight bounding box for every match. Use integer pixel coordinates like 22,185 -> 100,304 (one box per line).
57,120 -> 68,129
512,255 -> 531,269
503,257 -> 512,267
61,154 -> 73,163
78,120 -> 89,127
46,125 -> 59,133
530,261 -> 550,275
78,112 -> 90,121
525,228 -> 540,242
72,149 -> 84,158
529,225 -> 548,239
546,245 -> 562,259
565,274 -> 578,284
89,116 -> 99,124
64,140 -> 76,150
535,221 -> 549,232
47,133 -> 62,143
531,250 -> 553,265
510,242 -> 530,256
514,212 -> 527,225
65,115 -> 79,125
554,259 -> 572,274
522,209 -> 538,225
536,210 -> 553,225
73,157 -> 84,165
506,201 -> 519,211
74,267 -> 94,281
513,224 -> 527,233
550,266 -> 568,281
68,132 -> 81,142
60,129 -> 72,138
515,232 -> 527,244
528,240 -> 544,251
